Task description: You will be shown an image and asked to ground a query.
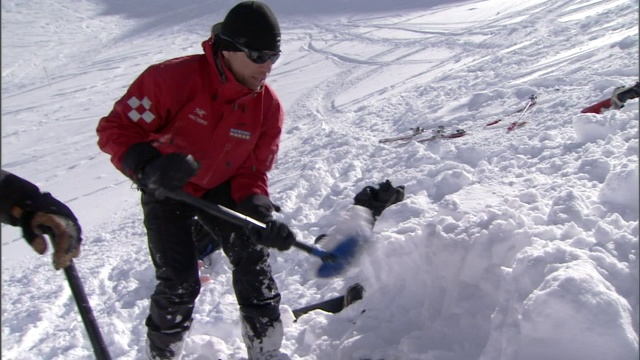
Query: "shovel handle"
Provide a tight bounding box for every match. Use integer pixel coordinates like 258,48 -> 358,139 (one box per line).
290,239 -> 334,260
162,190 -> 265,229
163,190 -> 331,261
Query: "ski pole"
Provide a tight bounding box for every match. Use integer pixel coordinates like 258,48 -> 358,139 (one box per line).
515,95 -> 536,123
485,94 -> 538,127
64,260 -> 112,360
11,206 -> 112,359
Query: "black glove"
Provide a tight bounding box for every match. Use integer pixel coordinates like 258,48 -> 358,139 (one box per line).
237,194 -> 281,222
121,142 -> 199,191
354,180 -> 405,218
121,142 -> 162,180
237,194 -> 294,250
139,153 -> 200,191
256,220 -> 297,251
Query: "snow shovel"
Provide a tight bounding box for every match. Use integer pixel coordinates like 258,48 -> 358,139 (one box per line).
163,190 -> 361,278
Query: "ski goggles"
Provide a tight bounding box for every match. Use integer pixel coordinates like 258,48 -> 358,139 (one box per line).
218,34 -> 281,65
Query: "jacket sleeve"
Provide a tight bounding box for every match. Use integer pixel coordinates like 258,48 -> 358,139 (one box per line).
96,65 -> 171,176
0,169 -> 43,225
230,93 -> 284,203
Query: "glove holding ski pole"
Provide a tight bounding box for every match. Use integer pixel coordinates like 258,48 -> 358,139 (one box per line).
0,170 -> 82,270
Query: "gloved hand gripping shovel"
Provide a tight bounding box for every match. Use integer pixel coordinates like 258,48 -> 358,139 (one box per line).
163,190 -> 362,278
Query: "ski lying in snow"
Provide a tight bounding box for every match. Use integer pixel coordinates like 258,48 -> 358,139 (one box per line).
506,121 -> 527,132
486,94 -> 537,127
292,283 -> 365,319
414,126 -> 467,142
500,95 -> 537,132
581,82 -> 640,114
380,126 -> 467,144
378,127 -> 427,143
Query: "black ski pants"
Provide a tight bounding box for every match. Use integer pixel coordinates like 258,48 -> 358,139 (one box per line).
141,182 -> 281,352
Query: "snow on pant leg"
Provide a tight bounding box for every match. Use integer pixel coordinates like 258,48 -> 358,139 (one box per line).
141,192 -> 200,353
198,184 -> 283,353
226,232 -> 283,355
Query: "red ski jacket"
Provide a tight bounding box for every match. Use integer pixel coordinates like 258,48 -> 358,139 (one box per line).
97,37 -> 284,202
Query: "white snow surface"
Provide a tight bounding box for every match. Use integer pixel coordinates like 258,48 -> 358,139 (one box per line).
1,0 -> 638,359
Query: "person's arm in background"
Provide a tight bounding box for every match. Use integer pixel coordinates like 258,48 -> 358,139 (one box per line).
0,170 -> 81,269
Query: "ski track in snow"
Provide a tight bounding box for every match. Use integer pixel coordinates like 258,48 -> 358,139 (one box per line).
1,0 -> 638,359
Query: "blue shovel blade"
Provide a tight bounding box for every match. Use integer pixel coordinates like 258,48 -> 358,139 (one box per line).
316,236 -> 362,278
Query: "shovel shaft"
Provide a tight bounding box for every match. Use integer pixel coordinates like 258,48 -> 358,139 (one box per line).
163,190 -> 265,229
164,190 -> 329,260
290,239 -> 333,259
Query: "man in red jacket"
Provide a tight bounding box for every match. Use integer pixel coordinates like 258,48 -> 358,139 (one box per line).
97,2 -> 295,359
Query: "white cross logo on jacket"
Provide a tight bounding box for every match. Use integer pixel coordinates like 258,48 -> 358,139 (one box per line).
127,96 -> 155,123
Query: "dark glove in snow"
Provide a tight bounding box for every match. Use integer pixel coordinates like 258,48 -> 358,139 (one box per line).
354,179 -> 405,218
